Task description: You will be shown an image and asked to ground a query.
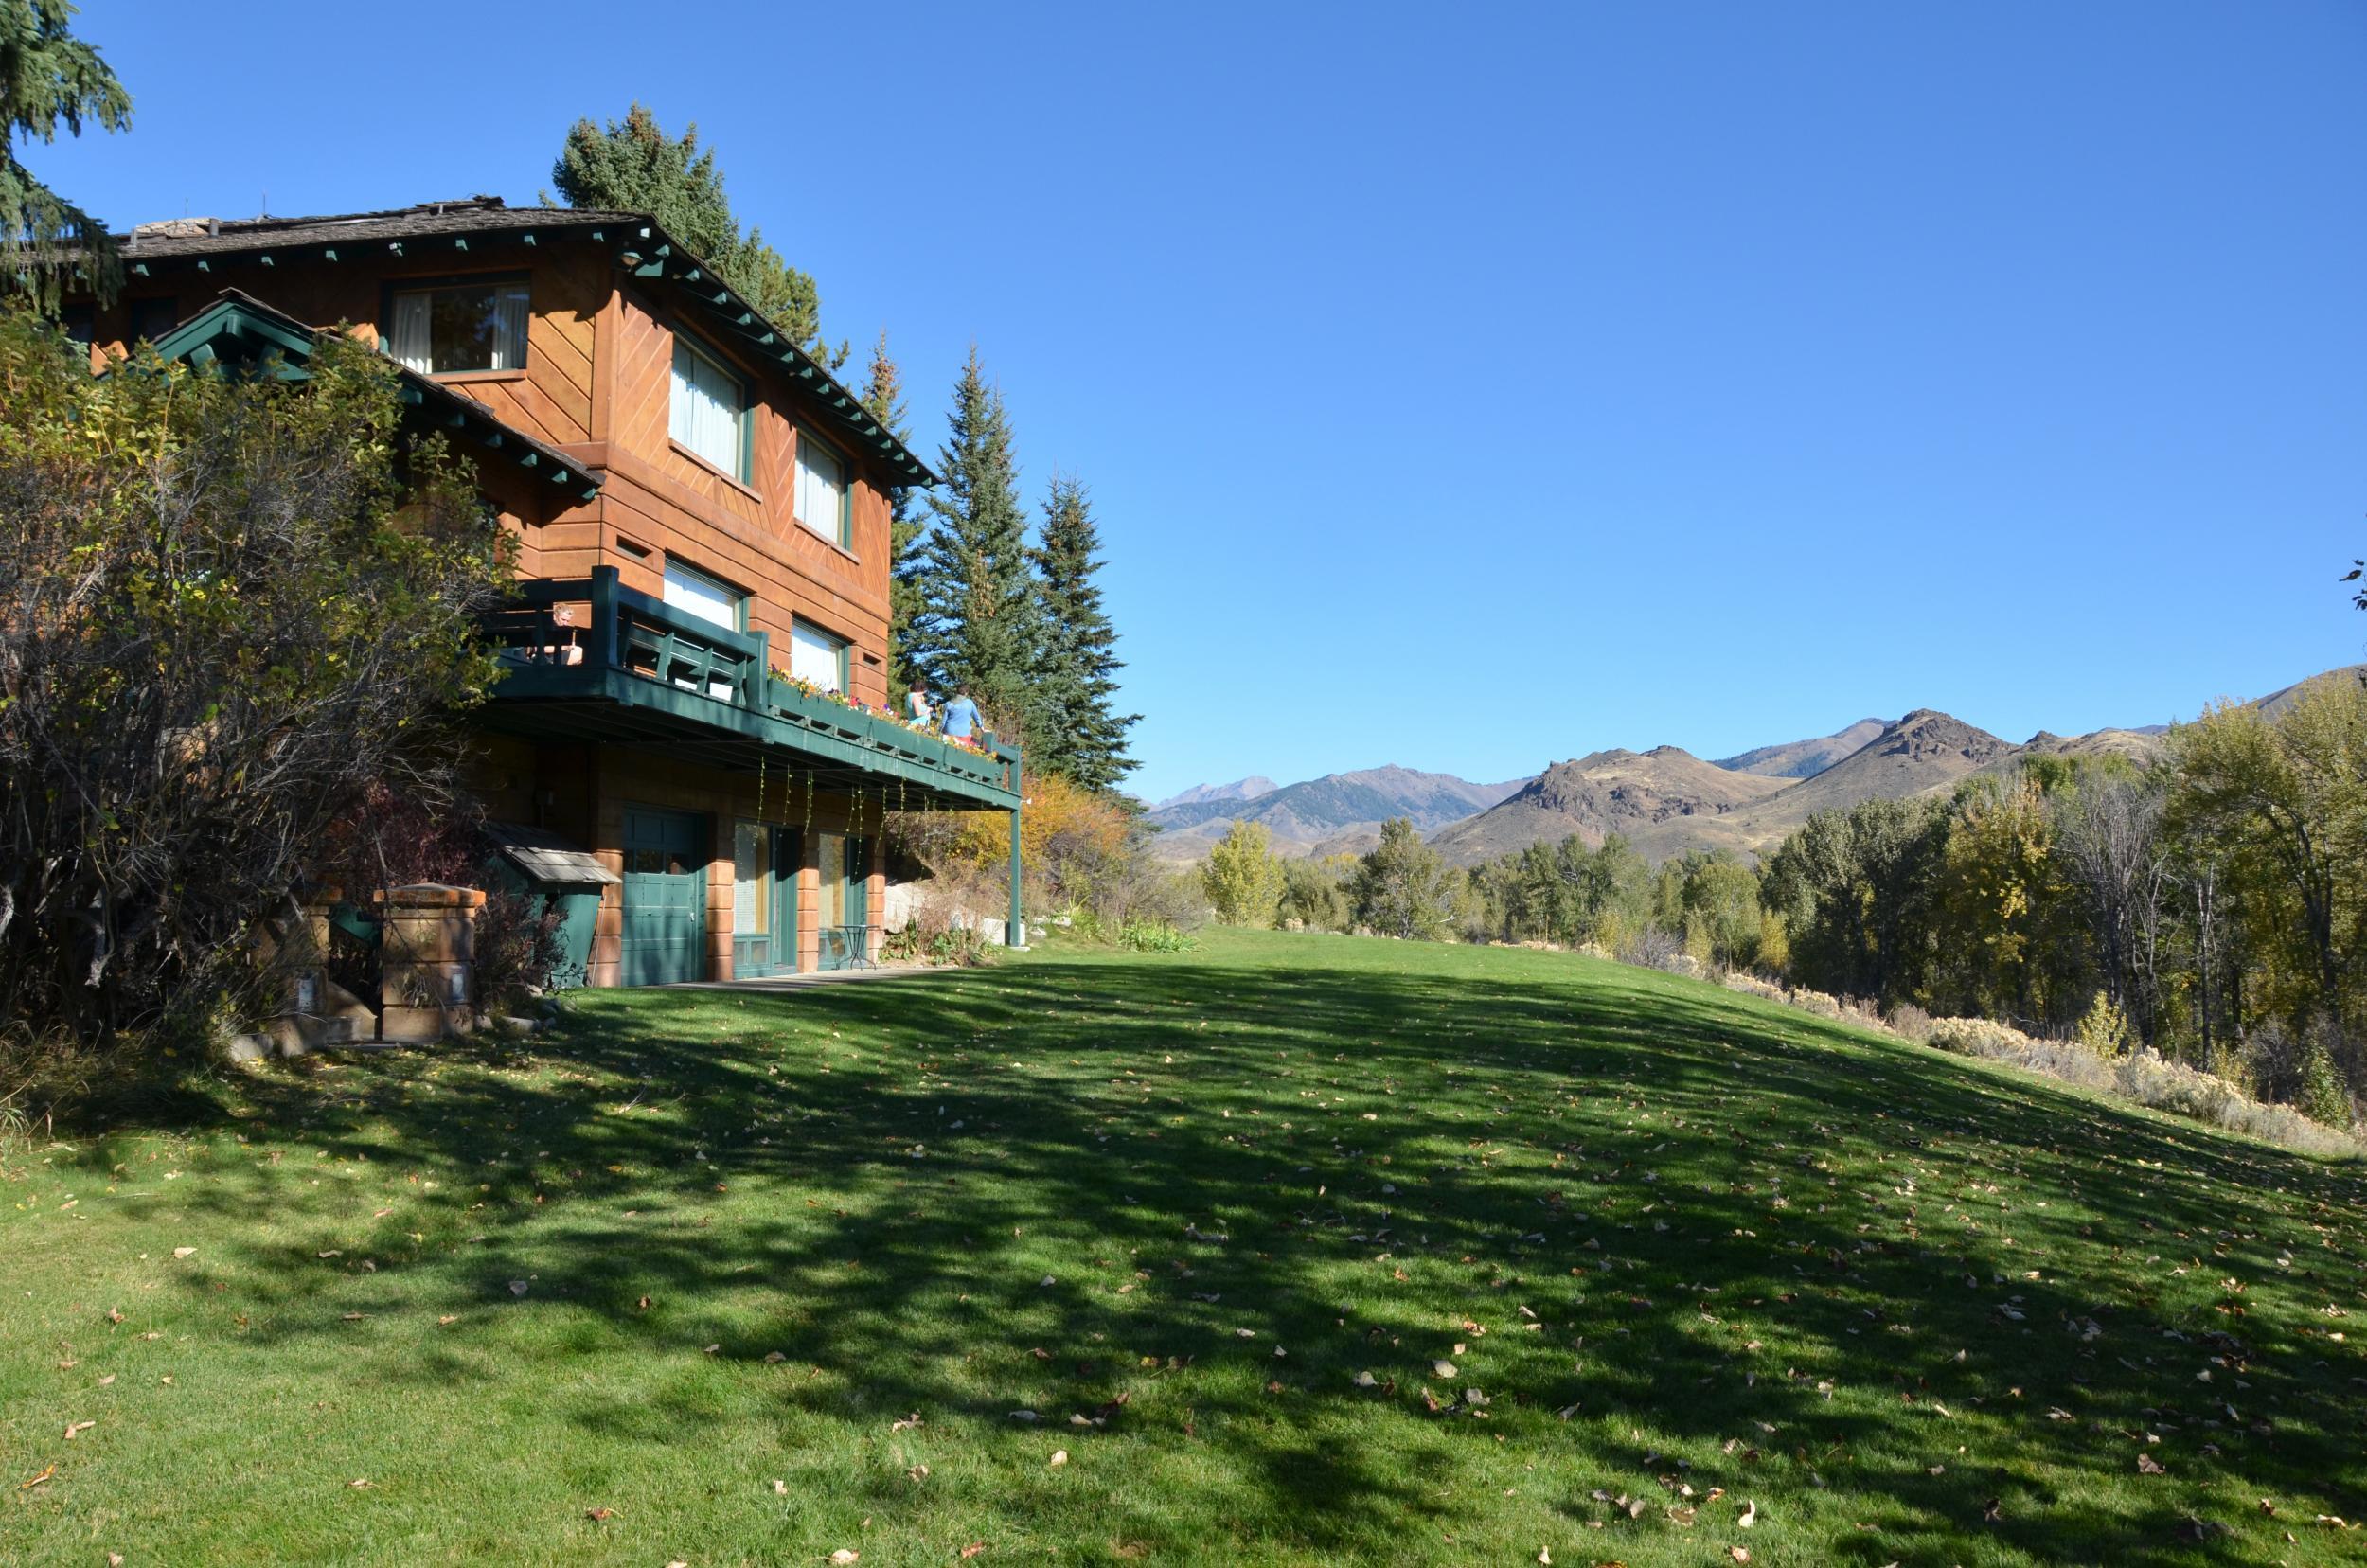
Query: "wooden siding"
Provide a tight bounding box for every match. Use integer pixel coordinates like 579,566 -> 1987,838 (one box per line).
79,239 -> 899,704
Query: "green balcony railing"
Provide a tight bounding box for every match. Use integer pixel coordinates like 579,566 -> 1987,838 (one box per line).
483,566 -> 1021,808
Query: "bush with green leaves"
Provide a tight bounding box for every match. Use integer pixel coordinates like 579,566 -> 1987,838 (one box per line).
0,312 -> 511,1044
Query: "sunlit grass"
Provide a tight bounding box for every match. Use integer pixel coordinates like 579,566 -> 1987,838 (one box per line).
2,928 -> 2360,1565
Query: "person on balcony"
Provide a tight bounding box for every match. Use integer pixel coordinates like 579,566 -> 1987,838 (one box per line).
940,685 -> 981,745
906,682 -> 934,730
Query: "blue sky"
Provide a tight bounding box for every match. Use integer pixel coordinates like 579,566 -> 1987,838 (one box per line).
40,2 -> 2367,802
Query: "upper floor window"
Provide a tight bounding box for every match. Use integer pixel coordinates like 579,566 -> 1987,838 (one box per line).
670,332 -> 748,481
389,280 -> 527,374
662,558 -> 745,633
788,619 -> 848,693
794,430 -> 850,547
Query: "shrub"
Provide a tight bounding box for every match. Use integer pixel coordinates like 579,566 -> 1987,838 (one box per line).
1788,988 -> 1845,1021
1723,972 -> 1787,1003
1116,918 -> 1197,953
2299,1038 -> 2355,1129
1886,1002 -> 1935,1042
0,317 -> 511,1043
2073,993 -> 2134,1057
1927,1016 -> 2359,1157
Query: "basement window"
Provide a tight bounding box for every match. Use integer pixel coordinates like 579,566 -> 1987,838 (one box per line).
388,280 -> 528,374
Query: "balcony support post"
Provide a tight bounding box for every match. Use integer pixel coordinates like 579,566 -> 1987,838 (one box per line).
1006,747 -> 1023,948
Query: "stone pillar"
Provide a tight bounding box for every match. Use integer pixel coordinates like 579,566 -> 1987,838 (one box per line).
376,883 -> 485,1042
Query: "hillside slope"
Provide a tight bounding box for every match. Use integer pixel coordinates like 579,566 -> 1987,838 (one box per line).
1430,745 -> 1784,864
1713,717 -> 1891,777
8,930 -> 2358,1565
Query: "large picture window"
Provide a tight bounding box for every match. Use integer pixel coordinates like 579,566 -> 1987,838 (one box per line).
389,281 -> 528,374
789,619 -> 848,693
670,333 -> 749,480
794,431 -> 849,546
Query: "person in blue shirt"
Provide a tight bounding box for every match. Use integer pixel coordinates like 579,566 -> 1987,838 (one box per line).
940,686 -> 981,743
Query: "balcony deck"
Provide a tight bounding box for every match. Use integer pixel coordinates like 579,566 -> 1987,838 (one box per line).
478,568 -> 1021,812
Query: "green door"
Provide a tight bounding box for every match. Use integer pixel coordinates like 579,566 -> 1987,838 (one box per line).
622,806 -> 708,987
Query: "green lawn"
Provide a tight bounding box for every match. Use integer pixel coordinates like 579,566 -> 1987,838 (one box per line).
3,929 -> 2362,1566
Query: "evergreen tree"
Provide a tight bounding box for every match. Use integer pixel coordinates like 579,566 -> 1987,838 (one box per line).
1,3 -> 131,307
861,330 -> 926,703
547,103 -> 830,357
911,347 -> 1038,739
1027,472 -> 1139,790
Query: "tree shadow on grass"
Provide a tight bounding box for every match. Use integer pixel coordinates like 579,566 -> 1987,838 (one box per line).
50,941 -> 2367,1563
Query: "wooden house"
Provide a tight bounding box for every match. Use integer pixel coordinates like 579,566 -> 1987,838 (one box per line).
66,197 -> 1020,986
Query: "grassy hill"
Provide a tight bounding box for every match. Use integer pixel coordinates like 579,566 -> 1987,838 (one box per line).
3,932 -> 2361,1564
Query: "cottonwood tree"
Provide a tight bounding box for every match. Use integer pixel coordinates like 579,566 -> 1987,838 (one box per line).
1202,820 -> 1286,927
2171,675 -> 2367,1054
0,318 -> 511,1042
1350,818 -> 1461,940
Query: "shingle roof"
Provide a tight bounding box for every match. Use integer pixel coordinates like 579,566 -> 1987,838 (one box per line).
114,196 -> 934,486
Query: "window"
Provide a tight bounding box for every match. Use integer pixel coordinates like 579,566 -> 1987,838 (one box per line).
817,831 -> 847,928
670,332 -> 748,479
662,560 -> 744,632
794,431 -> 849,546
388,280 -> 527,374
789,620 -> 848,693
734,822 -> 773,937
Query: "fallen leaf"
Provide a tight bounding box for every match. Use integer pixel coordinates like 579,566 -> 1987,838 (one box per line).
507,1280 -> 528,1298
830,1551 -> 860,1564
172,1247 -> 196,1259
64,1419 -> 95,1439
1049,1450 -> 1069,1467
584,1506 -> 614,1521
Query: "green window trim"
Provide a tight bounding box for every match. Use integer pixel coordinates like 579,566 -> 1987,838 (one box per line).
793,425 -> 854,550
670,328 -> 754,485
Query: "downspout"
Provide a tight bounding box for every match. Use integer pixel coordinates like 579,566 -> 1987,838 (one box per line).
1007,744 -> 1024,948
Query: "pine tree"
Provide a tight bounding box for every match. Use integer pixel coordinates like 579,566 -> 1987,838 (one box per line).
912,347 -> 1039,739
547,103 -> 828,356
0,3 -> 131,307
1028,472 -> 1139,790
861,331 -> 926,703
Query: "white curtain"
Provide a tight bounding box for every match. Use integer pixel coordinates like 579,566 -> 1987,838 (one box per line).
790,620 -> 845,691
670,339 -> 743,475
490,286 -> 529,371
796,437 -> 846,543
662,561 -> 739,631
389,293 -> 432,372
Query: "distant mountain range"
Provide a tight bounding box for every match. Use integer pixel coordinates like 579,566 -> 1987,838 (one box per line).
1151,776 -> 1279,811
1143,766 -> 1525,862
1147,668 -> 2363,868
